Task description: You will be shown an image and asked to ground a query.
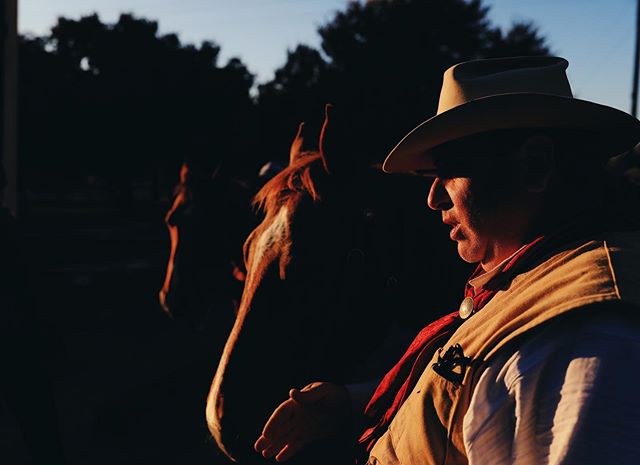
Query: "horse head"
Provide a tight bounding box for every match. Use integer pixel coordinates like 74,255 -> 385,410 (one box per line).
205,105 -> 469,462
159,159 -> 254,331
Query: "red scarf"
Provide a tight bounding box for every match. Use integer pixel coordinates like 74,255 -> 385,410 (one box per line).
357,236 -> 545,454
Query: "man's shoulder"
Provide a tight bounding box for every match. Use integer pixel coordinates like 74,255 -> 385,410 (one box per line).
512,230 -> 640,312
509,231 -> 640,311
599,230 -> 640,302
467,306 -> 639,412
474,307 -> 640,416
465,308 -> 640,465
443,232 -> 640,367
500,307 -> 640,379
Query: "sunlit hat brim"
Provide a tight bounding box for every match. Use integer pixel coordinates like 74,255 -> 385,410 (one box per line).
382,93 -> 640,174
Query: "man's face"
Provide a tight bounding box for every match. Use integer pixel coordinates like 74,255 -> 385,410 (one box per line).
426,140 -> 530,269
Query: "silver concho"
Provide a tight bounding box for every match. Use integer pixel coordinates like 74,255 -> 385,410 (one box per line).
458,296 -> 475,320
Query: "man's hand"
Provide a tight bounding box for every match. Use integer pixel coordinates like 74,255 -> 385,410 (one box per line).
254,382 -> 351,462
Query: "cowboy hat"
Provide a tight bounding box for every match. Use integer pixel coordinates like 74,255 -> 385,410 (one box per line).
382,56 -> 640,174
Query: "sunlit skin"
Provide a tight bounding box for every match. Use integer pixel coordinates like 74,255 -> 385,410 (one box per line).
427,175 -> 533,272
425,133 -> 560,272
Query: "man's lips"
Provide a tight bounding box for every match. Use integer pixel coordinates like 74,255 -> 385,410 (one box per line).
449,224 -> 461,240
443,218 -> 461,240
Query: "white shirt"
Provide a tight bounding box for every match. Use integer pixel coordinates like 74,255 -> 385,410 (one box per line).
463,313 -> 640,465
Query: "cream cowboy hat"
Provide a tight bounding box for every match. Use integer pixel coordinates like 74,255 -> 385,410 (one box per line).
382,56 -> 640,173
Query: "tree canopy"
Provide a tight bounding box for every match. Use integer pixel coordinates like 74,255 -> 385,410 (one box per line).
258,0 -> 549,164
19,13 -> 255,188
19,0 -> 550,193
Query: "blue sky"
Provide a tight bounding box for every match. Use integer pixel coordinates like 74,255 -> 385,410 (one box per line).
19,0 -> 638,112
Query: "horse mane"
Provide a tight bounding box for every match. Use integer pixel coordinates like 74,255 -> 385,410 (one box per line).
252,151 -> 325,215
243,151 -> 327,274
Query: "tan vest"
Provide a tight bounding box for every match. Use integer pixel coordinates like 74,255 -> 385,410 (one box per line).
368,232 -> 640,465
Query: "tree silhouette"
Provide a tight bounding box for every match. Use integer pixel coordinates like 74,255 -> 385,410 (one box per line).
19,13 -> 255,196
485,21 -> 549,58
18,2 -> 551,196
257,45 -> 330,160
258,0 -> 550,164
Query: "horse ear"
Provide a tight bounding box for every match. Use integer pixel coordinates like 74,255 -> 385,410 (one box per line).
318,104 -> 334,173
289,122 -> 305,165
319,104 -> 352,174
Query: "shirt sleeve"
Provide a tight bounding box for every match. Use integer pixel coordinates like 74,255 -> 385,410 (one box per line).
462,312 -> 640,465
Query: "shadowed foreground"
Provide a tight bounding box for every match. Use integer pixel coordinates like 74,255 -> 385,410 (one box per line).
0,185 -> 230,465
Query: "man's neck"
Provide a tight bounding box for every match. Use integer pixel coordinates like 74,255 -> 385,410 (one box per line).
480,241 -> 528,272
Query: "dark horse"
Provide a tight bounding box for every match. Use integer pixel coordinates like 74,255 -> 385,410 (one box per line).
160,158 -> 256,333
205,106 -> 470,463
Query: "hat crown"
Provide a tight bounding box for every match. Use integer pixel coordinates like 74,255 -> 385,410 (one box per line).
437,56 -> 573,114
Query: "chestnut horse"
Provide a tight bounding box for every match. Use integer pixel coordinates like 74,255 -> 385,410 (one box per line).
205,107 -> 469,463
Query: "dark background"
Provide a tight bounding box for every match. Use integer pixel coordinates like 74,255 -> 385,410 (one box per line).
2,1 -> 550,463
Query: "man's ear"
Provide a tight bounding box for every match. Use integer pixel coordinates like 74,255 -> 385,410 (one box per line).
519,135 -> 556,193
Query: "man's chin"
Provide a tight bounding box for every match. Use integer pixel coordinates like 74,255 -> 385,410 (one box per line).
456,242 -> 482,265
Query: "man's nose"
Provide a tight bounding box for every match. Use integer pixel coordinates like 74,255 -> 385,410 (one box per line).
427,177 -> 452,211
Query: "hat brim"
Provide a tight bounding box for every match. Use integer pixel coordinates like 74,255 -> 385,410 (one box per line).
382,93 -> 640,174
